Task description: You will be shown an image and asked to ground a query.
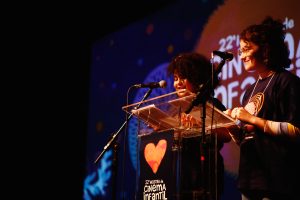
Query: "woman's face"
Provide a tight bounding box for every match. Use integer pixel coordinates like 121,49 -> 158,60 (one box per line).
239,39 -> 264,72
173,72 -> 194,97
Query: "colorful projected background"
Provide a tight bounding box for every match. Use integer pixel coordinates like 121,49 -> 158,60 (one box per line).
84,0 -> 299,199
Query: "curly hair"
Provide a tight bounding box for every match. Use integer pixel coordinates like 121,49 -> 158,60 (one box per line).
240,16 -> 291,70
167,52 -> 220,92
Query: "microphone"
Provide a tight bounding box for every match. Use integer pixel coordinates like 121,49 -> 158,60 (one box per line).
133,80 -> 167,89
213,50 -> 234,61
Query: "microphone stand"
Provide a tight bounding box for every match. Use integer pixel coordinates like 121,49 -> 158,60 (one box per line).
184,59 -> 225,200
94,88 -> 153,200
184,59 -> 225,114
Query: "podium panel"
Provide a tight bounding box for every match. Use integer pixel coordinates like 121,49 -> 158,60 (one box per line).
137,129 -> 177,200
137,129 -> 224,200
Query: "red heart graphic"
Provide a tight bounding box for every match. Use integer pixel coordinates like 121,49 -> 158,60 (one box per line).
144,139 -> 167,174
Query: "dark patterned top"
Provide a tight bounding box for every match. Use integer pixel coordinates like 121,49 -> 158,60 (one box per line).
238,69 -> 300,199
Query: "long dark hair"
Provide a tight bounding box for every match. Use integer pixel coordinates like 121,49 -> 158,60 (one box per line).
240,16 -> 291,70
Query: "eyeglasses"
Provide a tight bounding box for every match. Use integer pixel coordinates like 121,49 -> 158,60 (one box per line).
238,47 -> 252,56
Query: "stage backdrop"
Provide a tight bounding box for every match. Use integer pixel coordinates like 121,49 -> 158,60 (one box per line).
83,0 -> 300,199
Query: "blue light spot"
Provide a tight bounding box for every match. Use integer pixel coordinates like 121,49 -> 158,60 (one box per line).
111,82 -> 117,89
137,58 -> 144,67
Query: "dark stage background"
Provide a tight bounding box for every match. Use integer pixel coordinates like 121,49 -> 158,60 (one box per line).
36,0 -> 298,199
83,0 -> 299,200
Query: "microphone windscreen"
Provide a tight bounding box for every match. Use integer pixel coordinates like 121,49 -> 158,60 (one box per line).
159,80 -> 167,88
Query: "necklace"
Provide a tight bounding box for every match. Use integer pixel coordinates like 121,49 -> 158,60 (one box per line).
258,70 -> 275,80
247,72 -> 276,105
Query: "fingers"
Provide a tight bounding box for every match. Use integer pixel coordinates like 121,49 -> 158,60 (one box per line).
230,107 -> 238,119
230,107 -> 244,119
223,109 -> 232,115
180,113 -> 199,128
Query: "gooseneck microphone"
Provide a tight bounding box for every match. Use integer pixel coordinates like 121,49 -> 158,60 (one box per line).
133,80 -> 167,89
213,50 -> 234,61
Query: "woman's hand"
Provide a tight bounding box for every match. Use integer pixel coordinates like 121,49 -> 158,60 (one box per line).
223,108 -> 233,116
232,107 -> 253,123
225,107 -> 253,122
180,113 -> 200,128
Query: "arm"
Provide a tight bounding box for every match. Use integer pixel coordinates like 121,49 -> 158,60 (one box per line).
232,107 -> 300,137
263,120 -> 300,137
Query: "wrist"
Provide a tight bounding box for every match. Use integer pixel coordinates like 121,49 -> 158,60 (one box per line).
263,120 -> 268,133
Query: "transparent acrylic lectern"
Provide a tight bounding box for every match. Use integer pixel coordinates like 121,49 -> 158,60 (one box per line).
122,89 -> 237,200
122,89 -> 237,138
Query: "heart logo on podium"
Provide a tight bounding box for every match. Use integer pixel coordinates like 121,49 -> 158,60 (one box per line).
144,139 -> 167,174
